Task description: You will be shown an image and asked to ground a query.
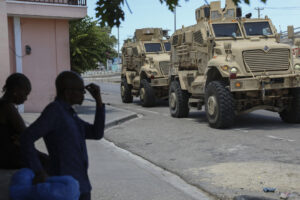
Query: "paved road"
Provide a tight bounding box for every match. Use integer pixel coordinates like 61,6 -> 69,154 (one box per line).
96,81 -> 300,200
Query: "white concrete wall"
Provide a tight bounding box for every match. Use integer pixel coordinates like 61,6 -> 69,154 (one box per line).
0,0 -> 11,89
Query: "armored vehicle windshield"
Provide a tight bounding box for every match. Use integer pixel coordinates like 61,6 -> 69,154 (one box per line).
243,21 -> 273,36
144,43 -> 162,52
163,42 -> 171,51
212,23 -> 242,38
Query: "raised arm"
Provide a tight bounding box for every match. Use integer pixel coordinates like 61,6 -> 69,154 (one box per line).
79,104 -> 105,140
83,83 -> 105,139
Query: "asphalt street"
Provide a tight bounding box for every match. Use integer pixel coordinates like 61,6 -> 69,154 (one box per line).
96,80 -> 300,200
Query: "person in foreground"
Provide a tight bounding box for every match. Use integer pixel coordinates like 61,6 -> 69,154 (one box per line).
0,73 -> 31,169
20,71 -> 105,200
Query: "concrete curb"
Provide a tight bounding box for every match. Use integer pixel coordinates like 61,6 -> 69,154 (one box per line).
83,76 -> 121,83
82,72 -> 121,79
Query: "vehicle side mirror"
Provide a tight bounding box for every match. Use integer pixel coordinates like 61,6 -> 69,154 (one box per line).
185,31 -> 193,44
288,25 -> 294,39
275,33 -> 281,43
295,38 -> 300,47
127,48 -> 133,56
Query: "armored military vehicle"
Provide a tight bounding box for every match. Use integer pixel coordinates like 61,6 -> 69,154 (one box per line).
169,0 -> 300,128
121,28 -> 171,107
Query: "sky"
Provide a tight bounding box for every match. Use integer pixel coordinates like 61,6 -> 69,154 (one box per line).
87,0 -> 300,52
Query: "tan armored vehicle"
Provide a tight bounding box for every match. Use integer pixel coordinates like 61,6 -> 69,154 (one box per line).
121,28 -> 171,107
169,0 -> 300,128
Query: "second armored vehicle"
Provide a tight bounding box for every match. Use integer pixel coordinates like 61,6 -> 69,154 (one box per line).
121,28 -> 171,107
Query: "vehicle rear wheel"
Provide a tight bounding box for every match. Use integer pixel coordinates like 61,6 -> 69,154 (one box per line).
169,81 -> 189,118
121,78 -> 133,103
205,81 -> 235,128
140,79 -> 156,107
279,88 -> 300,123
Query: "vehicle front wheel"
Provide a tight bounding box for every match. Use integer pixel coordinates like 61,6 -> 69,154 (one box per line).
121,78 -> 133,103
169,81 -> 189,118
279,88 -> 300,123
205,81 -> 235,128
140,79 -> 156,107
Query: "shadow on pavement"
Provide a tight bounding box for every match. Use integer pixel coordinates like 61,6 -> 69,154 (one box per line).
133,99 -> 169,107
185,110 -> 300,131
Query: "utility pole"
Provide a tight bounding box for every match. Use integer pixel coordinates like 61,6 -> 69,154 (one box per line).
174,6 -> 176,33
118,26 -> 120,66
254,7 -> 264,18
174,5 -> 181,33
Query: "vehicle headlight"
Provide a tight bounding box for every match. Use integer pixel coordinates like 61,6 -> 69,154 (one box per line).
230,67 -> 238,74
294,64 -> 300,70
230,67 -> 238,79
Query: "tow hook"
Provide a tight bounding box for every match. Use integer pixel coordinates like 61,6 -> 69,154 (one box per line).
262,81 -> 265,101
260,77 -> 271,102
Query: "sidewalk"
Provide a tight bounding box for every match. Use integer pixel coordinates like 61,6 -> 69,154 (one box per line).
0,100 -> 212,200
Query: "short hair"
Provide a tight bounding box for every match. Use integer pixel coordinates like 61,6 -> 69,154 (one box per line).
55,71 -> 82,96
2,73 -> 31,93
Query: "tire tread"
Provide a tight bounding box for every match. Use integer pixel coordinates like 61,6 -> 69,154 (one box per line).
121,78 -> 133,103
205,81 -> 235,128
169,81 -> 189,118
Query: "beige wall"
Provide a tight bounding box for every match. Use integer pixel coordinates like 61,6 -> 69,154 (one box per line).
21,18 -> 70,112
0,0 -> 11,89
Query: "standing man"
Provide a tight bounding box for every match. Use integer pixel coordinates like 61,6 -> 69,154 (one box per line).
21,71 -> 105,200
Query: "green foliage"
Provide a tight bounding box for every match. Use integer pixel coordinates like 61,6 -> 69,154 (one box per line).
95,0 -> 267,28
69,17 -> 117,73
232,0 -> 266,4
95,0 -> 124,27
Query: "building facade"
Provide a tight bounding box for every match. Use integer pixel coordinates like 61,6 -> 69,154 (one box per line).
0,0 -> 86,112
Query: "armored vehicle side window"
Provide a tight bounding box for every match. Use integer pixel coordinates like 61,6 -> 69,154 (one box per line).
164,42 -> 171,51
211,11 -> 221,20
133,47 -> 138,56
194,31 -> 203,44
244,22 -> 273,36
224,9 -> 235,19
144,43 -> 162,52
212,23 -> 242,38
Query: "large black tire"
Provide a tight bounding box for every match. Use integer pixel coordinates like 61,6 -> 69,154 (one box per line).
121,78 -> 133,103
279,88 -> 300,123
140,79 -> 156,107
205,81 -> 235,128
169,81 -> 189,118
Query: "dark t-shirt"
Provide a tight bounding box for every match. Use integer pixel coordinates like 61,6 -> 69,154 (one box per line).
0,99 -> 22,169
